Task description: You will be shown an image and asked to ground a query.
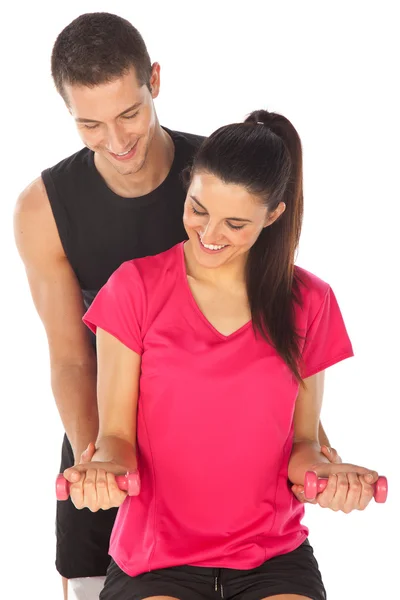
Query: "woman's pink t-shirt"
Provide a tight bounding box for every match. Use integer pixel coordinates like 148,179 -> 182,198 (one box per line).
83,242 -> 353,576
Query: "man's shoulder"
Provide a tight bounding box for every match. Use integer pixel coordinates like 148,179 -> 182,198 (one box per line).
16,177 -> 49,220
166,128 -> 205,151
42,147 -> 92,179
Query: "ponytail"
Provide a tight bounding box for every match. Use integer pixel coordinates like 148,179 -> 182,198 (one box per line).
191,110 -> 305,381
245,110 -> 304,382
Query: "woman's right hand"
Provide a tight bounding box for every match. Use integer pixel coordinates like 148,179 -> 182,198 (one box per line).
63,443 -> 137,512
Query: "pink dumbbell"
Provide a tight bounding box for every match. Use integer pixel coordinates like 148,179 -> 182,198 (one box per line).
56,471 -> 141,501
304,471 -> 388,503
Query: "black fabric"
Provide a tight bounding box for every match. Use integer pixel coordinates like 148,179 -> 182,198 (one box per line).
99,540 -> 326,600
42,128 -> 204,292
45,128 -> 204,578
56,434 -> 118,579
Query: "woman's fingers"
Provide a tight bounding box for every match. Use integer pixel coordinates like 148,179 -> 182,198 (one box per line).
90,468 -> 108,511
315,471 -> 376,513
341,472 -> 362,513
292,484 -> 317,503
330,472 -> 351,511
357,475 -> 376,510
107,472 -> 128,507
80,468 -> 98,512
68,474 -> 85,509
316,473 -> 338,508
63,467 -> 82,483
68,468 -> 127,511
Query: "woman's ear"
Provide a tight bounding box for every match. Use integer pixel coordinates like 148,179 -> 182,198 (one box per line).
264,202 -> 286,228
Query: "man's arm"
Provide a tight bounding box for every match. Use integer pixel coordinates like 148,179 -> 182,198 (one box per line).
14,177 -> 98,461
63,327 -> 140,512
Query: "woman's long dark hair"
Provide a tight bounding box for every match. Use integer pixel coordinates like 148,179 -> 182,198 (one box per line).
190,109 -> 305,382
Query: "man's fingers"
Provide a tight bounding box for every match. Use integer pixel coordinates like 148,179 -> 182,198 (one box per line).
321,445 -> 342,464
80,442 -> 96,463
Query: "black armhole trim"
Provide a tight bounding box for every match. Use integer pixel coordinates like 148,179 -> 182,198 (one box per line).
41,168 -> 73,263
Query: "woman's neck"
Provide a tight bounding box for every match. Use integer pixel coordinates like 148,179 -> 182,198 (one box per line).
183,239 -> 248,289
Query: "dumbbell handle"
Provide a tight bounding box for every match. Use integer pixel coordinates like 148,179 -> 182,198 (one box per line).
56,471 -> 140,501
304,471 -> 388,503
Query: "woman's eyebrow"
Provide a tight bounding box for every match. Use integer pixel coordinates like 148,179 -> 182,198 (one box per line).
190,195 -> 252,222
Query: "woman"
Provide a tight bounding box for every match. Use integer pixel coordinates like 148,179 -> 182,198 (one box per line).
65,110 -> 378,600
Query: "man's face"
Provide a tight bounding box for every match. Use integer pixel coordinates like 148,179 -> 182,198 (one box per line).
64,65 -> 160,176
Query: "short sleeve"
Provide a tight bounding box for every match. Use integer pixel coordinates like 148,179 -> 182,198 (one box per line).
82,261 -> 144,355
300,286 -> 354,379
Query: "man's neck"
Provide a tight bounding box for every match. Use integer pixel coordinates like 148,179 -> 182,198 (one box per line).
94,125 -> 175,198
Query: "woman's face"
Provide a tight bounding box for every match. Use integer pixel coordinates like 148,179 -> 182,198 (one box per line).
183,171 -> 285,270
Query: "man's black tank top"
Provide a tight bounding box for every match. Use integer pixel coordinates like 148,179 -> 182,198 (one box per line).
42,128 -> 204,313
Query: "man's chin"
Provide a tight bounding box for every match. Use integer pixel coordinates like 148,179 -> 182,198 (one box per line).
107,154 -> 142,175
117,158 -> 146,177
95,144 -> 147,176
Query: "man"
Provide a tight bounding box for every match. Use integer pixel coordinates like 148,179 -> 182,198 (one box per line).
14,12 -> 338,600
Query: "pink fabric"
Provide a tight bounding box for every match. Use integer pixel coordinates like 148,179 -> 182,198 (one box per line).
83,242 -> 353,576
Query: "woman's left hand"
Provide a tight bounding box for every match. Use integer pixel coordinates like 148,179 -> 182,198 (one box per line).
293,459 -> 379,513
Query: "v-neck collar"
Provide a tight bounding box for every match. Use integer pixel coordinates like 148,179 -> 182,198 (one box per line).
179,242 -> 252,341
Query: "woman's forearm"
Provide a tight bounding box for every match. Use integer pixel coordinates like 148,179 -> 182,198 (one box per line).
288,439 -> 331,485
318,421 -> 331,448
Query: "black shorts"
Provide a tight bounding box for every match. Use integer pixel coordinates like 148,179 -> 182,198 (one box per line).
56,434 -> 117,579
99,540 -> 326,600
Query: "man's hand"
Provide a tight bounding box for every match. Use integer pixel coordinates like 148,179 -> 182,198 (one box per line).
76,441 -> 96,465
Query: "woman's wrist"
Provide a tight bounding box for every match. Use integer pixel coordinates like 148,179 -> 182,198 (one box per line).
288,439 -> 330,484
93,435 -> 137,470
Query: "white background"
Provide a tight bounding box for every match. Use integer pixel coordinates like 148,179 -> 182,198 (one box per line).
1,1 -> 398,598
